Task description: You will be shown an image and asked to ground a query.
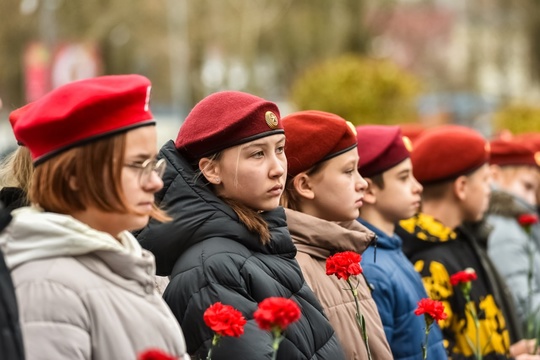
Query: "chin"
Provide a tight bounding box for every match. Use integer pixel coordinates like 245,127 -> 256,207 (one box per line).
127,216 -> 150,232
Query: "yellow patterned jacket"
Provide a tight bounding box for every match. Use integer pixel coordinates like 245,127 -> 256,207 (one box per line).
396,213 -> 514,360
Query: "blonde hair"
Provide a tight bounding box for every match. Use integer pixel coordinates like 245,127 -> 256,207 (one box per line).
0,146 -> 33,195
30,133 -> 170,222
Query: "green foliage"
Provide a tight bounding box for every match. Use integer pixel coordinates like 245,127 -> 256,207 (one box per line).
494,104 -> 540,134
289,54 -> 422,125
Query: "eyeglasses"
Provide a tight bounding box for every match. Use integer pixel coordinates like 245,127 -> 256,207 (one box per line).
124,158 -> 166,186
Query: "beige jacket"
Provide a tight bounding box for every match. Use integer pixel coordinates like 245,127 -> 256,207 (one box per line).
0,207 -> 188,360
285,209 -> 393,360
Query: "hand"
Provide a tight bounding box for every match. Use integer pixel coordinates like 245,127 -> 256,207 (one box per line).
511,339 -> 539,356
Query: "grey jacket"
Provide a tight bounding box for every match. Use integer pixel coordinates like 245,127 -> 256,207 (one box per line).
0,207 -> 188,360
487,189 -> 540,327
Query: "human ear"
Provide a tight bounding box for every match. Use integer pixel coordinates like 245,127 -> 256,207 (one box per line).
489,164 -> 502,185
68,176 -> 79,191
453,175 -> 468,201
292,173 -> 315,200
363,178 -> 377,205
199,158 -> 221,185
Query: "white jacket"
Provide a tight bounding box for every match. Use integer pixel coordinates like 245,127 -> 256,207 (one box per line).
0,207 -> 189,360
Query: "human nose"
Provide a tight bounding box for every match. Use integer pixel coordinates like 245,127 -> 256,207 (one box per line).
269,153 -> 286,178
355,170 -> 368,191
142,170 -> 164,192
413,176 -> 423,194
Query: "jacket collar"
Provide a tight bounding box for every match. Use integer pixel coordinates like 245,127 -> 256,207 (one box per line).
284,208 -> 375,260
357,218 -> 401,250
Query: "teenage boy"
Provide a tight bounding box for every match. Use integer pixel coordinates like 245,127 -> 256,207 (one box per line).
395,125 -> 536,360
357,125 -> 447,360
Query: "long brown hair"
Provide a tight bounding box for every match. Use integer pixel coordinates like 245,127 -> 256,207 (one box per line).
199,152 -> 271,245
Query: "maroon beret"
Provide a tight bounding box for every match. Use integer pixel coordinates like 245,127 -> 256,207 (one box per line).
8,102 -> 34,145
411,125 -> 489,185
282,110 -> 357,177
175,91 -> 283,160
489,138 -> 540,167
356,125 -> 411,177
13,74 -> 155,165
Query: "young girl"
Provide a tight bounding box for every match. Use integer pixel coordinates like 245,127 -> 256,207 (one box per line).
1,75 -> 189,360
136,91 -> 346,359
280,110 -> 392,359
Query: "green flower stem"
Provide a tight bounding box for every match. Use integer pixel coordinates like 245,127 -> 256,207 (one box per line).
271,329 -> 284,360
347,278 -> 373,360
464,291 -> 482,360
206,333 -> 220,360
422,323 -> 431,360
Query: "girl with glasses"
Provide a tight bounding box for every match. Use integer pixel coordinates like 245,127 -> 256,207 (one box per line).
1,75 -> 189,360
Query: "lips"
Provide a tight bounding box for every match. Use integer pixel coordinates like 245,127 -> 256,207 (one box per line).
268,184 -> 283,196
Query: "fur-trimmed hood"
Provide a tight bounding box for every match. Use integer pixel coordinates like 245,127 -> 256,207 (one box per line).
487,188 -> 535,219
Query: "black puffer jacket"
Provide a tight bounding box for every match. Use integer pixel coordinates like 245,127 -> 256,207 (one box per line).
0,202 -> 25,360
136,140 -> 345,360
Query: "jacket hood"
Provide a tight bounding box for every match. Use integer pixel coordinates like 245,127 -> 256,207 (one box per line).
285,208 -> 375,259
488,188 -> 535,218
136,140 -> 294,276
0,206 -> 142,270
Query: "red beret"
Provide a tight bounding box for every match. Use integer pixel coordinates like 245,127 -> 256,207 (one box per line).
13,74 -> 155,165
489,138 -> 540,167
399,123 -> 426,144
175,91 -> 283,160
8,102 -> 34,145
356,125 -> 411,177
282,110 -> 357,177
411,125 -> 489,185
515,132 -> 540,153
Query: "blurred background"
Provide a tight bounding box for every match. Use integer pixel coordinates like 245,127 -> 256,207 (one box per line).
2,0 -> 540,155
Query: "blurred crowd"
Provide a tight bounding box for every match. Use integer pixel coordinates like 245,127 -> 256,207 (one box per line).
2,75 -> 540,360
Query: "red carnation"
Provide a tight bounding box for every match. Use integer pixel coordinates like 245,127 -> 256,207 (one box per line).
414,298 -> 447,322
254,297 -> 301,331
518,213 -> 539,227
254,297 -> 301,360
204,302 -> 246,337
138,348 -> 178,360
450,268 -> 477,286
326,251 -> 362,281
415,299 -> 447,359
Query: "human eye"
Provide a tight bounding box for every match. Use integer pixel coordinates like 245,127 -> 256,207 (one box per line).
251,150 -> 264,158
276,145 -> 285,154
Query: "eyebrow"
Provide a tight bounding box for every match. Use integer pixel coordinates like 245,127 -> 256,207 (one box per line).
127,153 -> 156,161
397,169 -> 410,176
244,136 -> 286,148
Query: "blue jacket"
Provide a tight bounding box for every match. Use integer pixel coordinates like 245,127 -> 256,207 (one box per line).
359,219 -> 447,360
